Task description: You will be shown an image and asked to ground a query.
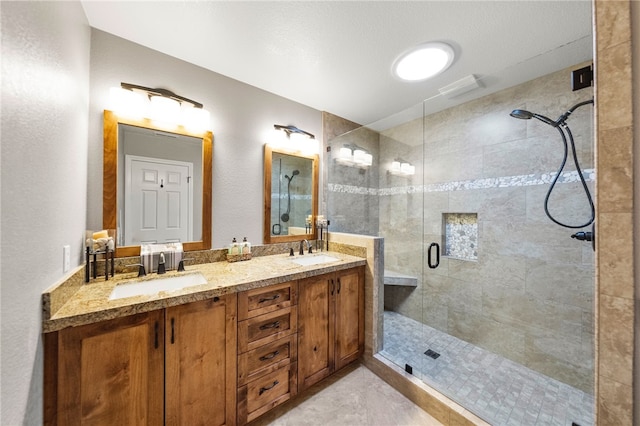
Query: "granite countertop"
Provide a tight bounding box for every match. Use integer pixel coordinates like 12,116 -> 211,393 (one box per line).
43,251 -> 366,333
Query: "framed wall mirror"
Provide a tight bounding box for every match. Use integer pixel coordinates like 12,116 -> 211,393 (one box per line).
263,145 -> 318,244
103,110 -> 212,257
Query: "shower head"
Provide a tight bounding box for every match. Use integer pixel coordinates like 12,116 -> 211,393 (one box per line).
284,170 -> 300,181
510,109 -> 533,120
510,109 -> 558,127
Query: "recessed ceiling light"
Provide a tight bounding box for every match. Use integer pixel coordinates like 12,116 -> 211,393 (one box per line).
392,42 -> 455,82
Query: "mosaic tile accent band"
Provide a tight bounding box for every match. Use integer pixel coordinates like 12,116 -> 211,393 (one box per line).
271,194 -> 313,200
328,169 -> 595,196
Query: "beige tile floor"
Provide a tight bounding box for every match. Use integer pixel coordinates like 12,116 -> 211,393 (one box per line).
250,362 -> 442,426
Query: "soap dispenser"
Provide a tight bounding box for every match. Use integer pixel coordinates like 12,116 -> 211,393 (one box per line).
242,237 -> 251,254
229,238 -> 240,255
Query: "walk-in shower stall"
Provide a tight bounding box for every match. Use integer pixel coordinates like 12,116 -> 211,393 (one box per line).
327,54 -> 595,425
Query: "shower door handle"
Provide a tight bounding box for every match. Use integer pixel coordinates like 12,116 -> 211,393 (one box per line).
428,242 -> 440,269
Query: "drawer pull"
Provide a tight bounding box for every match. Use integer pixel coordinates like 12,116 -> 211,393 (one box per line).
259,350 -> 280,361
259,294 -> 280,303
259,380 -> 280,395
259,321 -> 281,330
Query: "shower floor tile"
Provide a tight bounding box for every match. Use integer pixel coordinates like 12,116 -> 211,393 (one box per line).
380,311 -> 594,426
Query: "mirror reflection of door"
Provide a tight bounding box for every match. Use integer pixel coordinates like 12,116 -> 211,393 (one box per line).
124,155 -> 193,245
118,123 -> 203,247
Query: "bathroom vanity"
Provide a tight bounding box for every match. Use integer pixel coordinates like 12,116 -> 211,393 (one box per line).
43,251 -> 365,425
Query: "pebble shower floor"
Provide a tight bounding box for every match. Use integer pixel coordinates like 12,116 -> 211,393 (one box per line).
380,311 -> 594,426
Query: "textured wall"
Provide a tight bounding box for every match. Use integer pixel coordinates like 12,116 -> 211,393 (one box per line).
0,2 -> 91,424
87,30 -> 322,249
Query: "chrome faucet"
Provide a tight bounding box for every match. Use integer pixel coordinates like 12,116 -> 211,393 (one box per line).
299,240 -> 312,255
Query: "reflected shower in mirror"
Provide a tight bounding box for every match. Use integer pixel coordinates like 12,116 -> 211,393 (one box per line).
263,145 -> 318,244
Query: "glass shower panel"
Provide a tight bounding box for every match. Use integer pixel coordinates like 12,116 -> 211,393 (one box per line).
377,104 -> 426,381
412,67 -> 595,425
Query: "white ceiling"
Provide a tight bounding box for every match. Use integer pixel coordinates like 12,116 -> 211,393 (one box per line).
81,1 -> 593,130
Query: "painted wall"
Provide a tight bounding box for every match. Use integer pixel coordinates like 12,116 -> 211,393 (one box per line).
87,30 -> 322,250
0,2 -> 91,424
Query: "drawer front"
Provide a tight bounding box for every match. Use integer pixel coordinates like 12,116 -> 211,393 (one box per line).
238,306 -> 297,353
238,335 -> 297,386
237,363 -> 297,423
238,281 -> 298,321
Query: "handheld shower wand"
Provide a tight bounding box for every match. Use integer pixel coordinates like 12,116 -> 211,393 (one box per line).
280,170 -> 299,223
510,99 -> 595,230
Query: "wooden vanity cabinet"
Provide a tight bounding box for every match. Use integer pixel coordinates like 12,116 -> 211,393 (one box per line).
165,295 -> 237,426
46,295 -> 237,426
297,266 -> 365,393
52,310 -> 165,425
237,281 -> 298,424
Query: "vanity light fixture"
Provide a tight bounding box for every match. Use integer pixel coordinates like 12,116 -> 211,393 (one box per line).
336,144 -> 373,168
389,159 -> 415,176
271,124 -> 318,155
109,82 -> 211,132
392,41 -> 454,82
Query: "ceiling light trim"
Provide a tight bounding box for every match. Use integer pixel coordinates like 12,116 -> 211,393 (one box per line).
392,41 -> 455,82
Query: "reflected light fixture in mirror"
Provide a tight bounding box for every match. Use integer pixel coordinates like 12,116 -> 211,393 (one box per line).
271,124 -> 318,155
335,144 -> 373,167
109,82 -> 211,133
389,159 -> 415,176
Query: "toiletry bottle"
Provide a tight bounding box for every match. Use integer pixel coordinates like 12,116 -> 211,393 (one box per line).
242,237 -> 251,254
229,237 -> 239,254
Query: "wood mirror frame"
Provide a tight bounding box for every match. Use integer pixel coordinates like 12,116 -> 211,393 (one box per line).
263,145 -> 318,244
103,110 -> 212,257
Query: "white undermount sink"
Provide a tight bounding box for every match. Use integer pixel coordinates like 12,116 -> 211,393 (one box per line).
109,273 -> 208,300
290,254 -> 340,266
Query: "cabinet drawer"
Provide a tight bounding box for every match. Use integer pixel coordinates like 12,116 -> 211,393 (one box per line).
237,363 -> 297,424
238,335 -> 297,386
238,281 -> 298,321
238,306 -> 297,353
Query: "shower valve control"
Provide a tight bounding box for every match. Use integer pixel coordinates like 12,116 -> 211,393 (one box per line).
571,231 -> 592,242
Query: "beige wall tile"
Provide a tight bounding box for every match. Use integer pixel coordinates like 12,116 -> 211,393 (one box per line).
597,212 -> 634,298
598,294 -> 634,386
598,376 -> 633,426
597,126 -> 633,212
594,0 -> 632,50
596,41 -> 633,131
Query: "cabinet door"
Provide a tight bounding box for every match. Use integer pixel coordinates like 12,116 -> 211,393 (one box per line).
165,295 -> 237,426
297,273 -> 334,392
57,310 -> 164,425
335,266 -> 365,370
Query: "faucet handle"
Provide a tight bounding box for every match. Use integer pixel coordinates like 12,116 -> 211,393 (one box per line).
157,252 -> 166,275
177,258 -> 194,272
308,245 -> 313,254
126,263 -> 146,277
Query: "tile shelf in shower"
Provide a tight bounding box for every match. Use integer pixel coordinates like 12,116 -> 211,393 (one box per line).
383,270 -> 418,287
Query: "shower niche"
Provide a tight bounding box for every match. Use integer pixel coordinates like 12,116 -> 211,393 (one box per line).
442,213 -> 478,261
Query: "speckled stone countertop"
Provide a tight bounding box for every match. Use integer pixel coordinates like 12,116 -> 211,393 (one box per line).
43,251 -> 365,333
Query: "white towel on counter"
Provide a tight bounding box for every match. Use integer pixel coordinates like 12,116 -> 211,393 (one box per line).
141,243 -> 183,273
